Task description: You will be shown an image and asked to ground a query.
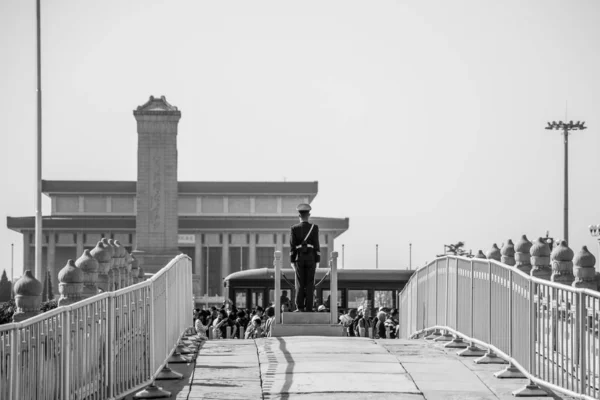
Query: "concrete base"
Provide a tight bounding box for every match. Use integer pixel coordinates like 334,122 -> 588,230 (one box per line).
494,363 -> 526,379
132,250 -> 180,274
272,324 -> 345,337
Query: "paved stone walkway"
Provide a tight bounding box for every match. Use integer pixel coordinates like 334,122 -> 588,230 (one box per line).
138,337 -> 577,400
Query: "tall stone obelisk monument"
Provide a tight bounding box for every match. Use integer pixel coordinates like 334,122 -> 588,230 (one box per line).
132,96 -> 181,273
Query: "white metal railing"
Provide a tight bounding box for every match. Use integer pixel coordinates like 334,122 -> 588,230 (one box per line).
0,254 -> 192,400
398,256 -> 600,400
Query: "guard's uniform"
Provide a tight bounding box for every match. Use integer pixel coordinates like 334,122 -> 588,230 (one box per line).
289,204 -> 321,311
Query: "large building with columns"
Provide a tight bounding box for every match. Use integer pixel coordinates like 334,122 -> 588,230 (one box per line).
7,180 -> 349,297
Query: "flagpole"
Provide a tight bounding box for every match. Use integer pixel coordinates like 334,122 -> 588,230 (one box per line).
34,0 -> 44,283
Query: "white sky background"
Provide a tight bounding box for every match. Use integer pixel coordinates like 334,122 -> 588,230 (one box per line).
1,0 -> 600,279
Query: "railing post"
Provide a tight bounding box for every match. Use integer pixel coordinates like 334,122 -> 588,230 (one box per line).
446,257 -> 449,328
10,326 -> 19,400
274,251 -> 282,326
578,291 -> 586,394
107,293 -> 115,399
61,308 -> 71,400
149,277 -> 156,380
330,252 -> 338,325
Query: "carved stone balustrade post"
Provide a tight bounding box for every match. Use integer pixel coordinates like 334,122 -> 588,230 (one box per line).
550,241 -> 574,285
486,244 -> 501,262
515,235 -> 533,274
76,249 -> 99,298
500,240 -> 515,266
104,238 -> 118,290
130,256 -> 140,284
12,270 -> 43,322
138,266 -> 146,282
58,259 -> 84,306
475,250 -> 487,259
530,238 -> 552,280
114,240 -> 128,288
573,246 -> 596,289
91,241 -> 111,292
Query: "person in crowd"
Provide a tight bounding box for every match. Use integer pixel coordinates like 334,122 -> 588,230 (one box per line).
213,309 -> 230,339
236,310 -> 249,332
208,306 -> 219,327
263,307 -> 276,337
375,311 -> 387,339
195,312 -> 209,340
281,303 -> 290,313
280,291 -> 291,310
356,306 -> 373,337
339,308 -> 357,336
385,308 -> 399,339
245,317 -> 263,339
254,306 -> 265,321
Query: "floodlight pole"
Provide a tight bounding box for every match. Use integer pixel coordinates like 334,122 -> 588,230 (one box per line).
545,120 -> 587,245
376,244 -> 378,269
409,243 -> 412,270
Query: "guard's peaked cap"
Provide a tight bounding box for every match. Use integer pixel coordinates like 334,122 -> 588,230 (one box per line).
296,203 -> 312,212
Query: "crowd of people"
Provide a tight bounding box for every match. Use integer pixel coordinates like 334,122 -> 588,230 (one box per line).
192,298 -> 400,340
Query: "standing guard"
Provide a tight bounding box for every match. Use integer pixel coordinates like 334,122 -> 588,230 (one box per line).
289,203 -> 321,312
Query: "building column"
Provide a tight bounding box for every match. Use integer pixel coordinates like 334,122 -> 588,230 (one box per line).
249,232 -> 257,270
327,233 -> 334,253
194,233 -> 204,297
276,233 -> 283,259
47,232 -> 57,296
222,234 -> 230,297
23,233 -> 31,276
76,232 -> 84,257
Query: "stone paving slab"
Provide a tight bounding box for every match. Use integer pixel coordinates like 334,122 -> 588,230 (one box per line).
168,336 -> 579,400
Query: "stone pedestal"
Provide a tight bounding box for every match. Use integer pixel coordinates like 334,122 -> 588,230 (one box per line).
58,259 -> 84,306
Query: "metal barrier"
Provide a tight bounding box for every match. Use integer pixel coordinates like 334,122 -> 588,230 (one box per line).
398,255 -> 600,399
0,254 -> 193,400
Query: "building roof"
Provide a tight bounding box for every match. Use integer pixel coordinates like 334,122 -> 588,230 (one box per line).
41,180 -> 319,197
223,268 -> 414,284
6,215 -> 349,235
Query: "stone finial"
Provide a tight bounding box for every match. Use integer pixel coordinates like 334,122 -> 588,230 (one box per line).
58,259 -> 84,306
550,241 -> 574,285
137,266 -> 146,282
515,235 -> 533,274
530,237 -> 552,280
475,250 -> 487,259
573,246 -> 597,289
500,239 -> 515,266
91,241 -> 111,292
486,244 -> 501,262
76,249 -> 99,298
12,270 -> 43,322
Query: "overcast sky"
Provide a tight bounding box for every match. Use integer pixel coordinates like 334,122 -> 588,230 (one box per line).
1,0 -> 599,279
